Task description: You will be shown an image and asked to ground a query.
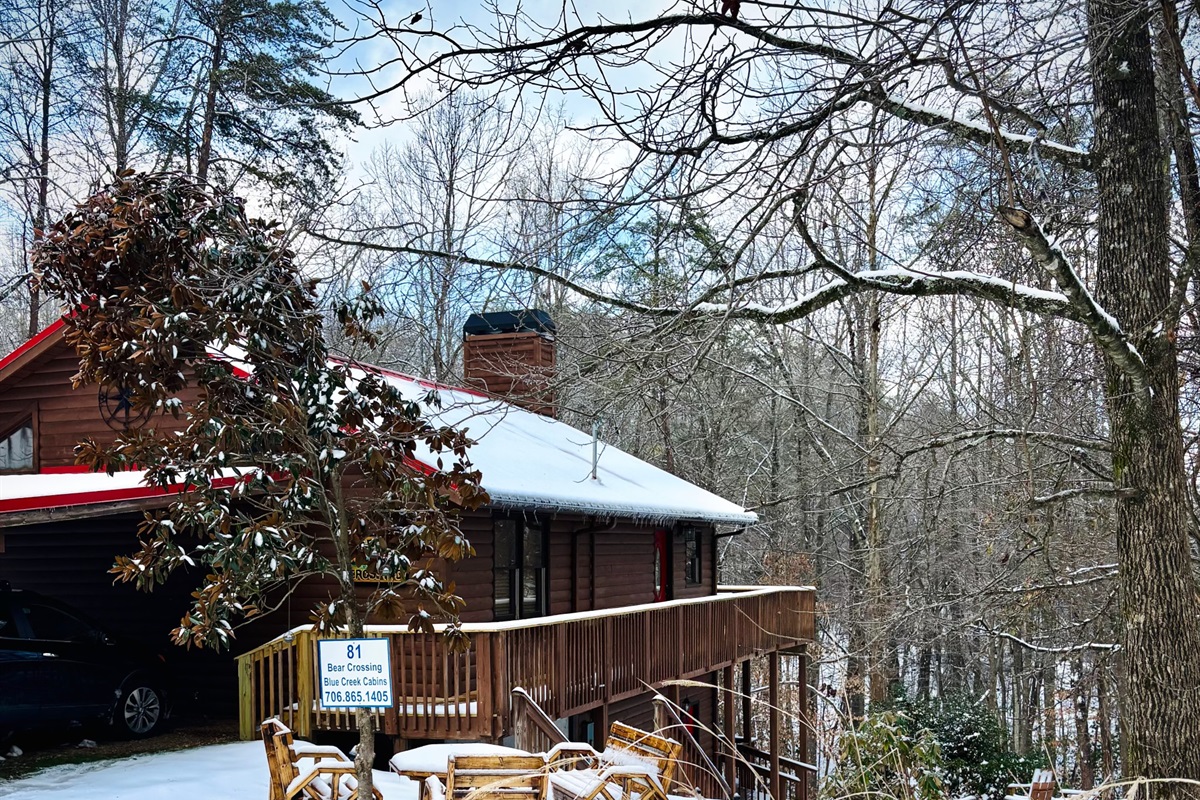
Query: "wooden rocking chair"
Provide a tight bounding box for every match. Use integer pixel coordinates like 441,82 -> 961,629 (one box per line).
262,718 -> 384,800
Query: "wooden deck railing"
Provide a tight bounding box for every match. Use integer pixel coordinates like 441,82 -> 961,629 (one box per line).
237,585 -> 814,741
736,743 -> 813,800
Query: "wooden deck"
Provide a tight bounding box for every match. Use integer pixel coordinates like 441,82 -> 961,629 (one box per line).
237,585 -> 815,742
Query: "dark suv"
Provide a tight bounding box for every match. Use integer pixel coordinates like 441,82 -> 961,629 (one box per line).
0,585 -> 170,738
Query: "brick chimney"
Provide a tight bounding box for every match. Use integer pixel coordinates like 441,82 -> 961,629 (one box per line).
462,310 -> 556,417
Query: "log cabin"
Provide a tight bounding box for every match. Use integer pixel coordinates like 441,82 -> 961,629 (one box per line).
0,311 -> 814,799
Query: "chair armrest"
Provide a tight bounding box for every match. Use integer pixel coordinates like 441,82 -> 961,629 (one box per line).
292,743 -> 352,761
286,761 -> 358,800
424,775 -> 447,800
596,766 -> 667,800
547,744 -> 601,771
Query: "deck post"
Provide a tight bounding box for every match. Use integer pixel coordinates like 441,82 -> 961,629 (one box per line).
723,664 -> 737,795
740,658 -> 752,743
513,688 -> 530,750
769,651 -> 780,800
237,655 -> 254,740
597,702 -> 609,746
297,631 -> 314,739
798,650 -> 810,800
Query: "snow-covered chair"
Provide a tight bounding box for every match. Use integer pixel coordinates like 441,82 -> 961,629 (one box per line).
546,761 -> 668,800
601,723 -> 681,789
424,754 -> 549,800
261,717 -> 384,800
1006,769 -> 1084,800
545,723 -> 681,793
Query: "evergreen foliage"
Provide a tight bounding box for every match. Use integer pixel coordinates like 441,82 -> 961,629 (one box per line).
823,710 -> 944,800
886,695 -> 1045,800
32,171 -> 487,650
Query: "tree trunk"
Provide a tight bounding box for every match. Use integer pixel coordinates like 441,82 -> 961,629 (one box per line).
30,0 -> 56,337
1075,658 -> 1095,790
349,604 -> 376,799
916,645 -> 931,702
1097,664 -> 1115,783
1088,0 -> 1200,793
329,476 -> 375,799
196,18 -> 225,184
1043,656 -> 1057,769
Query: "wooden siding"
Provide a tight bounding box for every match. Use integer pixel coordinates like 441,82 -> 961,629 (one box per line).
439,512 -> 719,622
0,340 -> 200,470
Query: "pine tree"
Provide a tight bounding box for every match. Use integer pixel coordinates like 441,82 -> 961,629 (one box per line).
179,0 -> 358,192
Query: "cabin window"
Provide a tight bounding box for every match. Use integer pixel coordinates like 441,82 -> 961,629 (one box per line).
683,526 -> 702,586
0,417 -> 33,473
682,697 -> 701,737
493,516 -> 548,620
653,529 -> 670,601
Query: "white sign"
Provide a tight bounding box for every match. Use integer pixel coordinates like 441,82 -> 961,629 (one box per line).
317,638 -> 393,709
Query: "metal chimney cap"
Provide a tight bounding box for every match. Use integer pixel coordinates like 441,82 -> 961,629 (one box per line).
463,309 -> 556,336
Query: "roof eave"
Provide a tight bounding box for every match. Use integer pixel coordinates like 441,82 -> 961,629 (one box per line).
484,490 -> 758,526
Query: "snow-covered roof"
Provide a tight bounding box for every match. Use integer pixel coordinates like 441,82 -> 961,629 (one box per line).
368,365 -> 756,525
0,328 -> 756,525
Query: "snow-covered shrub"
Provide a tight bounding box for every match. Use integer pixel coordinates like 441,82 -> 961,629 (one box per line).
822,711 -> 943,800
890,696 -> 1043,800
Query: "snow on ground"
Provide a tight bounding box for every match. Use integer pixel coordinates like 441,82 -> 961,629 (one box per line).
0,741 -> 418,800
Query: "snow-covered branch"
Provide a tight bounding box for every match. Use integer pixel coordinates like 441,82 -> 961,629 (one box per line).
871,92 -> 1093,170
998,206 -> 1150,405
976,622 -> 1119,653
903,428 -> 1110,456
1029,486 -> 1134,506
311,234 -> 1082,325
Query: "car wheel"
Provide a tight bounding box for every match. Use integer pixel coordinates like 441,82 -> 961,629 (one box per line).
115,684 -> 164,738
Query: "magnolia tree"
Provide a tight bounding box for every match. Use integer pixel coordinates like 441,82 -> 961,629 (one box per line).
33,171 -> 488,795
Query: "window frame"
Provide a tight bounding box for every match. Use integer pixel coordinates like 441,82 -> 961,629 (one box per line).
492,514 -> 549,621
0,404 -> 37,475
682,525 -> 703,586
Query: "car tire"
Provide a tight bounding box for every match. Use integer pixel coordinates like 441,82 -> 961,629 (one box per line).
115,683 -> 165,738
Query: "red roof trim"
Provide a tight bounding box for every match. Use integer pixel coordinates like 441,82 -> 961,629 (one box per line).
403,455 -> 436,476
0,484 -> 174,514
0,318 -> 66,377
0,476 -> 239,515
40,465 -> 93,474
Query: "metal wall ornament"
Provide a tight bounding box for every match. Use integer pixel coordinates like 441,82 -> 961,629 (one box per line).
98,383 -> 154,431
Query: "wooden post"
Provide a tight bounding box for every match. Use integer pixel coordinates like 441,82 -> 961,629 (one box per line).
769,651 -> 780,800
676,604 -> 685,678
513,687 -> 530,750
723,664 -> 737,795
798,651 -> 810,800
604,615 -> 614,710
238,655 -> 254,740
654,696 -> 669,737
297,632 -> 314,739
474,634 -> 493,739
643,612 -> 652,683
597,702 -> 609,745
492,632 -> 509,740
741,659 -> 752,744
